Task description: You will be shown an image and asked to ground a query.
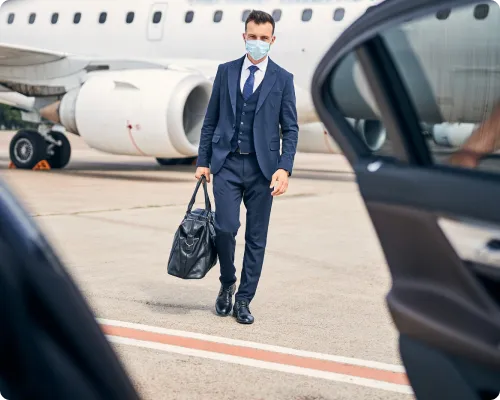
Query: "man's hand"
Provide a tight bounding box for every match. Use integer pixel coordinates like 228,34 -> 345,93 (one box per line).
270,169 -> 289,196
195,167 -> 211,183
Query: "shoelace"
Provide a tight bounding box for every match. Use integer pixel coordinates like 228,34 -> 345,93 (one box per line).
218,286 -> 233,296
236,301 -> 250,311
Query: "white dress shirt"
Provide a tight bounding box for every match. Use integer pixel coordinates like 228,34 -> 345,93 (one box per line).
240,54 -> 268,94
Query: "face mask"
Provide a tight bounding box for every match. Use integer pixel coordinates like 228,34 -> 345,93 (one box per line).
245,40 -> 270,61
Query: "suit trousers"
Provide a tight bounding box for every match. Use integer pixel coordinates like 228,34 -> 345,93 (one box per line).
213,152 -> 273,303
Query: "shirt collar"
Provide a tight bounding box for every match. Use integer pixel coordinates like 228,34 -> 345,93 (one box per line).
243,54 -> 269,73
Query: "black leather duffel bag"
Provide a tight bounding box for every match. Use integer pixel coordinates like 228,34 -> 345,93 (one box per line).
167,176 -> 217,279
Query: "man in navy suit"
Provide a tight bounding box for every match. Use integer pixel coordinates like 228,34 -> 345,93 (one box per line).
195,10 -> 299,324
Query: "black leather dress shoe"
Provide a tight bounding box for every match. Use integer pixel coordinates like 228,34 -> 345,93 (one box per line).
215,283 -> 236,316
233,300 -> 254,324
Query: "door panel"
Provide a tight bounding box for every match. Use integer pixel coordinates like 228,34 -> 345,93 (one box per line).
148,3 -> 167,41
311,0 -> 500,397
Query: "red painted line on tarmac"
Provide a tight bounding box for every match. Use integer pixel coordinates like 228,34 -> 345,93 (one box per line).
101,324 -> 410,386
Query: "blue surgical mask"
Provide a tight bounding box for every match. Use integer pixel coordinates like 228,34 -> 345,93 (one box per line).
245,40 -> 270,61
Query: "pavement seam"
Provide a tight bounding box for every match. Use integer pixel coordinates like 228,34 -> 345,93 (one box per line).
30,192 -> 340,218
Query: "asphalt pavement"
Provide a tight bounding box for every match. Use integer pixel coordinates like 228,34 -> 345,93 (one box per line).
0,131 -> 413,400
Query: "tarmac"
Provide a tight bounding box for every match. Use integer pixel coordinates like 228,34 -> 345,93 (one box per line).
0,131 -> 414,400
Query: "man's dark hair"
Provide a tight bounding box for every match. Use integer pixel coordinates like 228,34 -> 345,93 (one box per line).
245,10 -> 275,35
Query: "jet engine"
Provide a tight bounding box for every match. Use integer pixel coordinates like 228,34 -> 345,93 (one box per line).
296,122 -> 340,154
350,119 -> 387,152
46,69 -> 212,158
426,122 -> 477,148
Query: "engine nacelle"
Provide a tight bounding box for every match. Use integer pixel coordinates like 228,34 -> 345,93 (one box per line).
351,119 -> 387,152
295,120 -> 386,154
428,122 -> 477,148
58,69 -> 212,158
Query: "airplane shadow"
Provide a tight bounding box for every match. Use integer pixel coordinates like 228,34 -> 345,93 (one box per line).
0,155 -> 355,183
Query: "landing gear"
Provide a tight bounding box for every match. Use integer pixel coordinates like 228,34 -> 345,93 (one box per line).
46,131 -> 71,169
9,129 -> 48,170
156,157 -> 197,166
9,129 -> 71,170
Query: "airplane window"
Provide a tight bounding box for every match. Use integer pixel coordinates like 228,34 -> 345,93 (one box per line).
302,9 -> 312,22
7,13 -> 14,24
333,8 -> 345,21
436,9 -> 451,20
99,12 -> 107,24
185,11 -> 194,23
74,12 -> 81,24
242,9 -> 251,22
474,4 -> 489,20
272,9 -> 282,22
51,13 -> 59,24
126,12 -> 134,24
152,11 -> 162,24
214,10 -> 223,23
28,13 -> 36,24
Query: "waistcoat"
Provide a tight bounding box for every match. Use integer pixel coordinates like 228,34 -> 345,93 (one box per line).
230,72 -> 262,153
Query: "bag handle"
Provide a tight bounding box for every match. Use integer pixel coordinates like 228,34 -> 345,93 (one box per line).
187,175 -> 212,213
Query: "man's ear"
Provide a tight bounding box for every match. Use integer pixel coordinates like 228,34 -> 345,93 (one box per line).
271,36 -> 276,45
242,33 -> 247,41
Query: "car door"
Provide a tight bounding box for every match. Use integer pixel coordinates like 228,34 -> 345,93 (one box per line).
311,0 -> 500,398
0,177 -> 141,398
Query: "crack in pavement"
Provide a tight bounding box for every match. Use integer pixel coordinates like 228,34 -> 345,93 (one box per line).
31,203 -> 185,218
30,192 -> 333,218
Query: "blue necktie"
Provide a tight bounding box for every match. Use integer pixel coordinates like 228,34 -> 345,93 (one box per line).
243,65 -> 259,100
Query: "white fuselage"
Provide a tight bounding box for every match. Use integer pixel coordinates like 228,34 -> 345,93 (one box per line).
0,0 -> 377,96
0,0 -> 384,157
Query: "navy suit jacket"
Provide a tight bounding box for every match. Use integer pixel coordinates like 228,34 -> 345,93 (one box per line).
196,55 -> 299,181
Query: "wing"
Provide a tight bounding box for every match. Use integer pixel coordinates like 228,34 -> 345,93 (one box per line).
0,42 -> 221,111
0,42 -> 68,67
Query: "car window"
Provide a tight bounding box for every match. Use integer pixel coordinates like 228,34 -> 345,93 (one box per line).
327,0 -> 500,173
380,0 -> 499,173
328,52 -> 392,158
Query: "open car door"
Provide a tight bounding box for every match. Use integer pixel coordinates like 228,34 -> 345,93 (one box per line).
312,0 -> 500,398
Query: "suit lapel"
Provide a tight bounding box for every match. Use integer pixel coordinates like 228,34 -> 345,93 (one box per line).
228,56 -> 245,117
256,58 -> 278,114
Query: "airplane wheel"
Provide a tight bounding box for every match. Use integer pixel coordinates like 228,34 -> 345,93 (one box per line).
46,131 -> 71,169
9,129 -> 48,169
156,157 -> 197,166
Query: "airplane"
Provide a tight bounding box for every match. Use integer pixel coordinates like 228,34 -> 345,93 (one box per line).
0,0 -> 388,170
0,0 -> 480,171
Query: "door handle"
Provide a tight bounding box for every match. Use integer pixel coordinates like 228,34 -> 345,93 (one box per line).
475,239 -> 500,268
438,217 -> 500,269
